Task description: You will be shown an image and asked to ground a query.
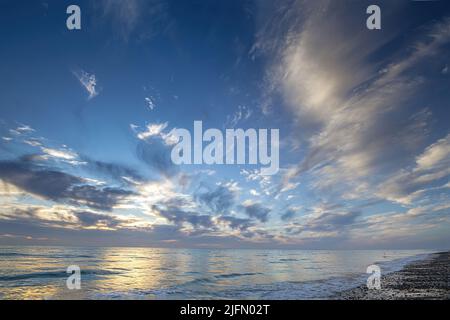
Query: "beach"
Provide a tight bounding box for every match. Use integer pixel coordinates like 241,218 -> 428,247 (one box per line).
334,251 -> 450,300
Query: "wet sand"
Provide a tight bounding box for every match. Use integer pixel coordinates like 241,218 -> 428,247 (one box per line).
334,251 -> 450,300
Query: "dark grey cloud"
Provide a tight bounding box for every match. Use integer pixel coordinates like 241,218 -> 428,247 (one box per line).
152,204 -> 214,230
67,185 -> 133,211
0,219 -> 284,249
152,196 -> 252,236
136,138 -> 177,177
297,210 -> 362,233
0,207 -> 124,230
0,160 -> 82,200
281,208 -> 296,221
218,215 -> 253,231
242,203 -> 271,222
82,157 -> 145,184
195,185 -> 235,214
316,211 -> 361,228
0,159 -> 133,211
0,207 -> 77,228
74,211 -> 122,228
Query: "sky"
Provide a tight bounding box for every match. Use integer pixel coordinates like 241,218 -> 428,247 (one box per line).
0,0 -> 449,249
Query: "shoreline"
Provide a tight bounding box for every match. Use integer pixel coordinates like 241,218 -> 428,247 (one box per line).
332,251 -> 450,300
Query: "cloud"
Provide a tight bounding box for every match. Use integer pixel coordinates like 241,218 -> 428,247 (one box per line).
240,169 -> 272,194
82,157 -> 145,184
23,139 -> 42,147
217,215 -> 253,231
66,185 -> 134,211
286,204 -> 361,236
0,206 -> 77,228
281,208 -> 296,221
41,147 -> 77,160
377,134 -> 450,205
97,0 -> 144,39
145,97 -> 156,110
7,124 -> 35,137
134,122 -> 168,140
0,204 -> 137,232
442,65 -> 449,75
72,70 -> 99,99
225,105 -> 252,128
0,215 -> 278,248
0,160 -> 82,200
195,185 -> 235,214
95,0 -> 170,41
14,124 -> 34,133
255,1 -> 450,207
74,211 -> 122,229
132,122 -> 178,177
152,203 -> 214,230
0,158 -> 134,211
242,203 -> 271,222
136,138 -> 177,177
415,134 -> 450,170
304,210 -> 361,232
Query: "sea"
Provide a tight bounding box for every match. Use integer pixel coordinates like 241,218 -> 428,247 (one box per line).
0,246 -> 435,299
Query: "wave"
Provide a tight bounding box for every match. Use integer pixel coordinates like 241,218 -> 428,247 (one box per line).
215,272 -> 261,279
0,269 -> 120,281
0,252 -> 94,259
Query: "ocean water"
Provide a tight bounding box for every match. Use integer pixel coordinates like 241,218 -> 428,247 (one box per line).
0,246 -> 434,300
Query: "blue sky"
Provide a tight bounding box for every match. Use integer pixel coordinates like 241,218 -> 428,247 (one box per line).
0,0 -> 449,249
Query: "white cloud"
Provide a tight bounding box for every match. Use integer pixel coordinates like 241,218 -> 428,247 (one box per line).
23,139 -> 42,147
378,134 -> 450,205
131,122 -> 179,147
73,70 -> 99,99
16,124 -> 34,132
135,122 -> 168,140
41,147 -> 78,160
145,96 -> 156,110
415,134 -> 450,171
9,124 -> 35,136
225,105 -> 252,128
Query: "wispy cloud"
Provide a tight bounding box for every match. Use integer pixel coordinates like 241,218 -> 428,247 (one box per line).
72,69 -> 99,100
145,97 -> 156,110
258,2 -> 450,202
247,0 -> 450,247
41,147 -> 77,161
225,105 -> 252,128
378,134 -> 450,205
132,122 -> 168,140
95,0 -> 170,41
